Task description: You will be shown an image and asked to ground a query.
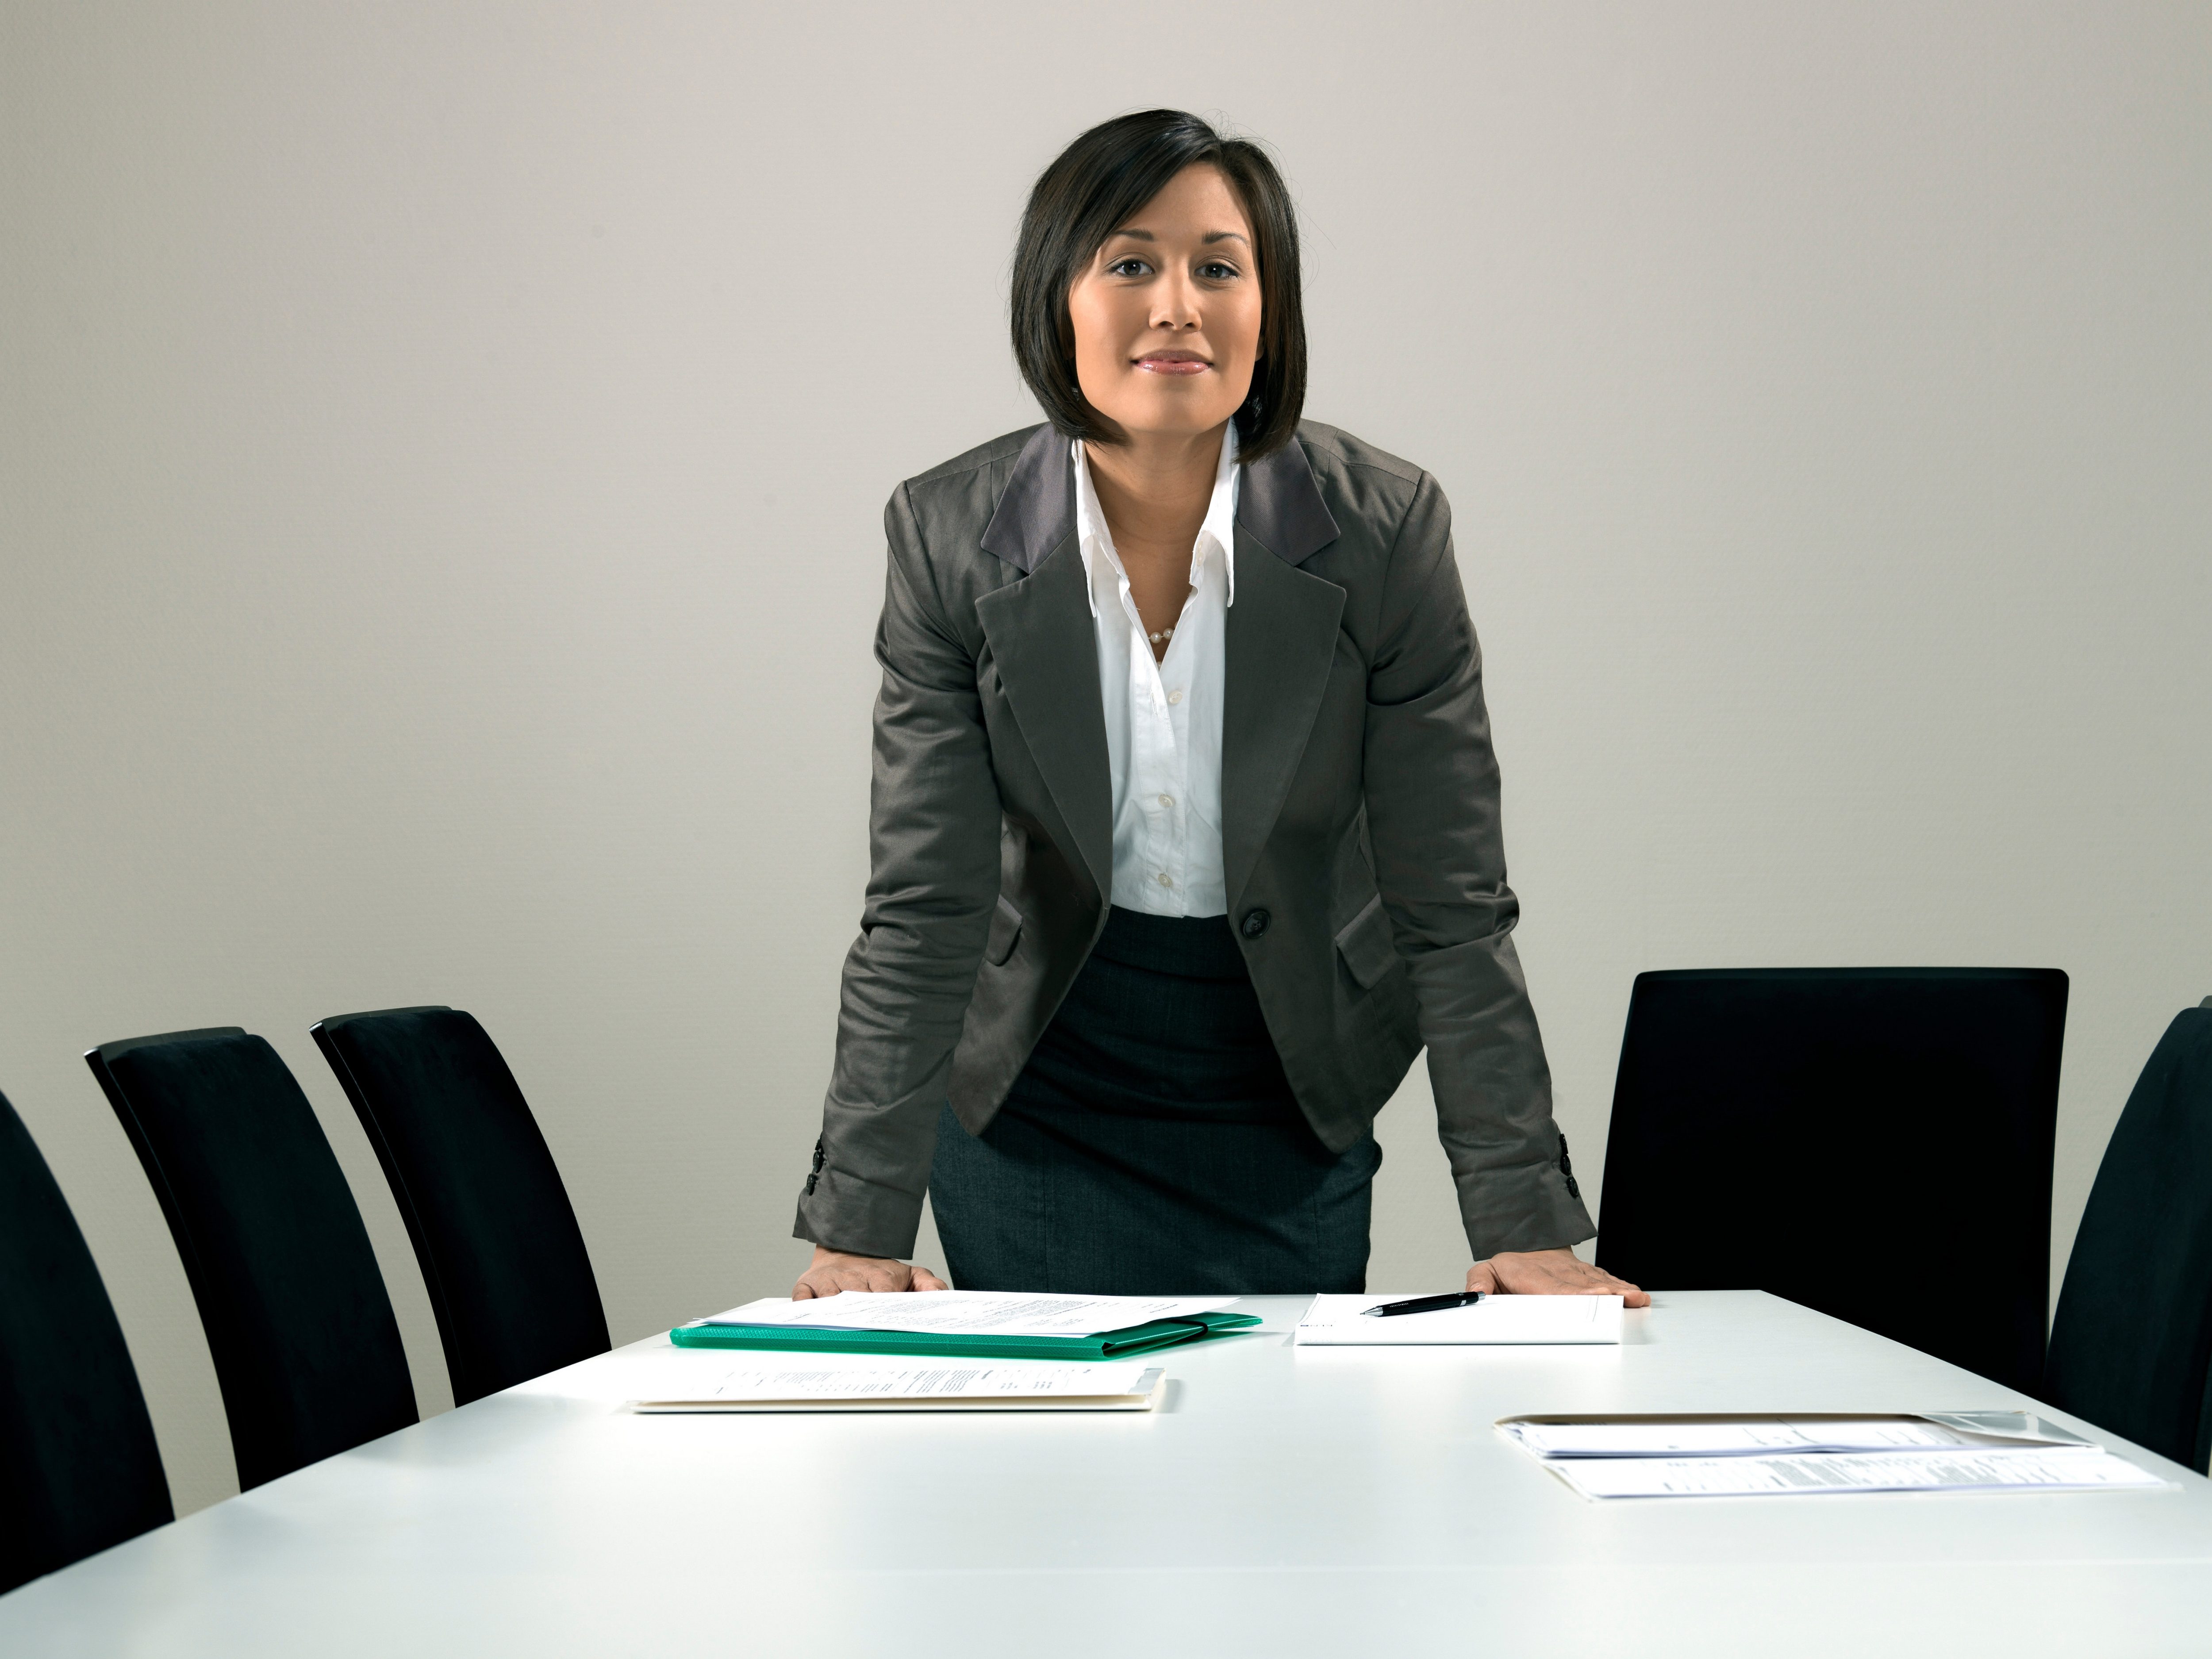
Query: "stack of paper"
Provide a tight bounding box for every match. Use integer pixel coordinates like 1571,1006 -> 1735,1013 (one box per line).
1499,1414 -> 2165,1499
1294,1294 -> 1623,1345
627,1361 -> 1165,1413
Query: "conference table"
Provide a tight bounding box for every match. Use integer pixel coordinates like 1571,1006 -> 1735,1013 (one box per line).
5,1291 -> 2210,1656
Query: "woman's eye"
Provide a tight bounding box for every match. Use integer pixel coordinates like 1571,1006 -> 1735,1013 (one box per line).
1198,262 -> 1240,281
1109,258 -> 1150,277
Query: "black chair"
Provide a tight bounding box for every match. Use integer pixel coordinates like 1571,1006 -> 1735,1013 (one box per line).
2042,1002 -> 2212,1469
1594,968 -> 2068,1393
84,1029 -> 415,1490
0,1089 -> 172,1593
311,1007 -> 608,1406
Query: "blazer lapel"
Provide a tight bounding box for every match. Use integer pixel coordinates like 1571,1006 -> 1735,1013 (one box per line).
975,433 -> 1114,903
1222,437 -> 1346,911
979,424 -> 1071,575
1222,532 -> 1345,911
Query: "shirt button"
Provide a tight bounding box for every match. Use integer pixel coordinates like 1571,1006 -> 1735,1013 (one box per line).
1166,689 -> 1184,705
1157,794 -> 1174,809
1156,872 -> 1173,887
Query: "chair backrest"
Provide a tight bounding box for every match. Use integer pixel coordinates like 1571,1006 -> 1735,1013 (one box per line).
311,1007 -> 607,1405
84,1029 -> 415,1490
2043,1006 -> 2212,1470
1595,968 -> 2068,1393
0,1089 -> 172,1593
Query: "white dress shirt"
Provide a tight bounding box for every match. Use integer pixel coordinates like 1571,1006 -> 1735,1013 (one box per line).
1071,423 -> 1239,919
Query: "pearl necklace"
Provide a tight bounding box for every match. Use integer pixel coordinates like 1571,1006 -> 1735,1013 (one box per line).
1147,584 -> 1197,651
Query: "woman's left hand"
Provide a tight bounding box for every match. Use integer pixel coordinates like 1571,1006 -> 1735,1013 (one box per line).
1468,1248 -> 1649,1307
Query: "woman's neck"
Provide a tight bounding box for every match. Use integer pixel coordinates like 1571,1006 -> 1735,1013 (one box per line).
1084,423 -> 1227,561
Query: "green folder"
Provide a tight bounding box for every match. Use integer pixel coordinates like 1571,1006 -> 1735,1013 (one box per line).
668,1310 -> 1261,1361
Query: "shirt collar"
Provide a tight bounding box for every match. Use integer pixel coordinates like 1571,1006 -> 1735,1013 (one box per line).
1071,422 -> 1242,618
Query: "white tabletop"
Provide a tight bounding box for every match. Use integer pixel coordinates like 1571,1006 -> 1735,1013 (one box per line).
6,1291 -> 2210,1657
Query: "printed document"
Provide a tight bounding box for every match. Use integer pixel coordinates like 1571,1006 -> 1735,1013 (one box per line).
696,1291 -> 1237,1339
1498,1413 -> 2159,1498
1544,1446 -> 2162,1499
1504,1416 -> 2092,1459
1294,1294 -> 1623,1345
627,1360 -> 1163,1412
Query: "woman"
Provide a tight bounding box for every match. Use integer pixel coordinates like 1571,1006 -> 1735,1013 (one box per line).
791,110 -> 1644,1306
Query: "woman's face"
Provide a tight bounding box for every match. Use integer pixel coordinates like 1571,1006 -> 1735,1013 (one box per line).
1066,163 -> 1261,445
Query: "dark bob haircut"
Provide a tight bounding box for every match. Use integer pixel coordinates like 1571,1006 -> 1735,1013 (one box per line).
1010,110 -> 1306,460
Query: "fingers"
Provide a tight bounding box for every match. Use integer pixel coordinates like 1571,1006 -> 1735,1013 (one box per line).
1563,1263 -> 1649,1307
793,1256 -> 943,1299
1479,1248 -> 1651,1305
1464,1260 -> 1501,1294
1575,1268 -> 1646,1305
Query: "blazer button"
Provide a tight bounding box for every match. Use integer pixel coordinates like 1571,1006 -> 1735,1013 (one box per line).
1240,909 -> 1271,939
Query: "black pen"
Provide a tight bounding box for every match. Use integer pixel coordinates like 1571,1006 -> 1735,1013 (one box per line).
1361,1291 -> 1487,1318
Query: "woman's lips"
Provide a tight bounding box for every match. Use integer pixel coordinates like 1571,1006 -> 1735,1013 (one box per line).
1135,355 -> 1209,375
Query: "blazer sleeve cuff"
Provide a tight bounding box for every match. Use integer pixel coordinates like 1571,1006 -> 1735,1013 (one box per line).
1454,1160 -> 1598,1260
793,1164 -> 928,1263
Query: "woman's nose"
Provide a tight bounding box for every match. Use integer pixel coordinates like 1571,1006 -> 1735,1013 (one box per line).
1150,274 -> 1201,330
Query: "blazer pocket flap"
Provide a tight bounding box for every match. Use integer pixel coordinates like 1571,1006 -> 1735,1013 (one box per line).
985,895 -> 1024,967
1333,893 -> 1398,991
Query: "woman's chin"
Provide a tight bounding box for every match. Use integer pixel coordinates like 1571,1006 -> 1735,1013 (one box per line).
1099,399 -> 1241,441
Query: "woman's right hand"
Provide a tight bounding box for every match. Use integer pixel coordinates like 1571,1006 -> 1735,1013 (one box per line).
793,1245 -> 948,1299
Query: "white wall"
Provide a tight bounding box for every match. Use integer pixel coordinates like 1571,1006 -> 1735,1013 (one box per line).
3,1 -> 2206,1516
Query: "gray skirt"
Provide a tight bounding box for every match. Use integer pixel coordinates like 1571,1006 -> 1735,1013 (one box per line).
929,906 -> 1380,1295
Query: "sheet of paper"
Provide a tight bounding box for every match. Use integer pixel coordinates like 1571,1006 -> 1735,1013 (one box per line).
1545,1446 -> 2163,1499
629,1360 -> 1155,1409
513,1343 -> 1116,1405
1502,1414 -> 2098,1458
1509,1419 -> 1968,1458
696,1291 -> 1237,1339
1294,1294 -> 1622,1345
1919,1410 -> 2094,1446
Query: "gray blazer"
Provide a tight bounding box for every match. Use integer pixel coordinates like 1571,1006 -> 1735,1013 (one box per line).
794,420 -> 1596,1263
